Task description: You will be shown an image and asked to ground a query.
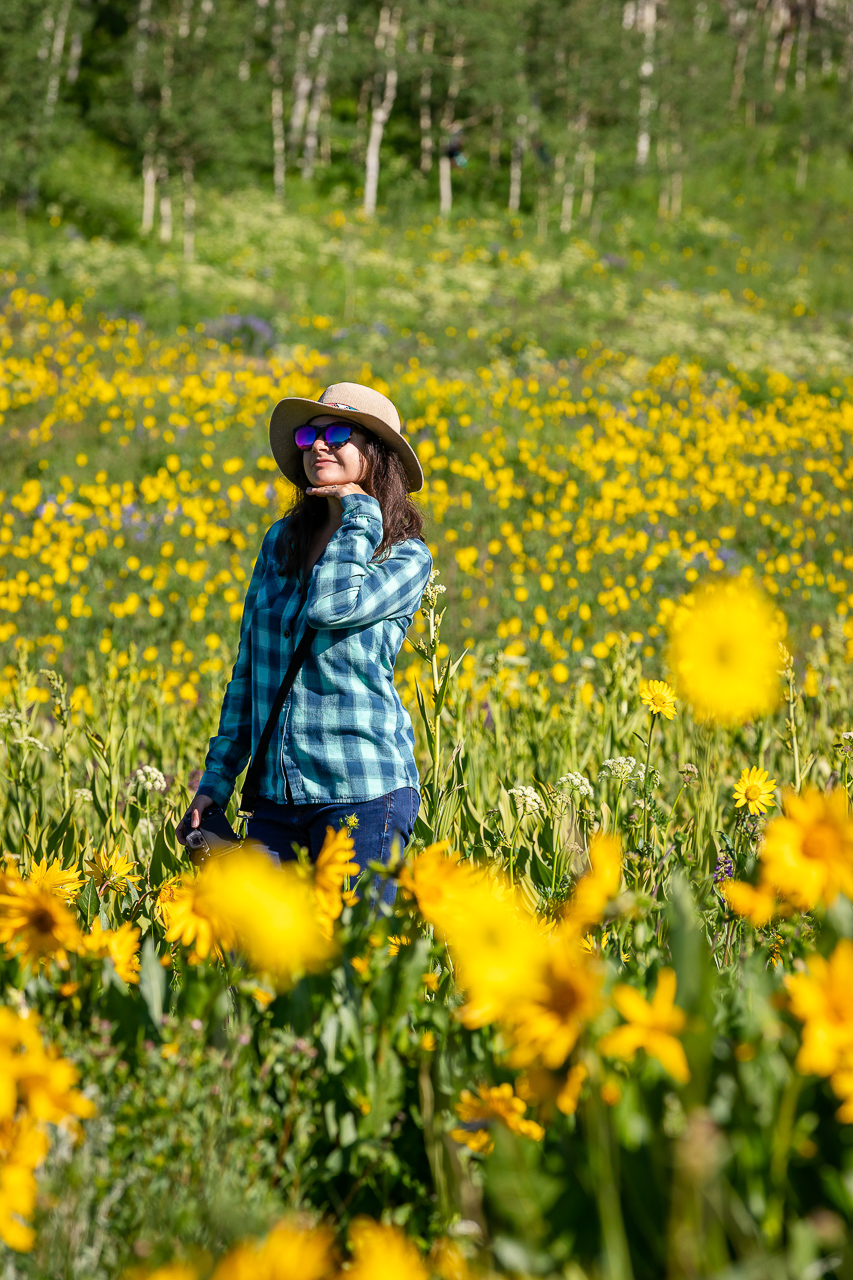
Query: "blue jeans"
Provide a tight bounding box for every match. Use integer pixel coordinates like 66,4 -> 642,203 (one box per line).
245,786 -> 420,906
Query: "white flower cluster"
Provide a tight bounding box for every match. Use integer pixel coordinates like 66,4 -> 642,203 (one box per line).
420,568 -> 447,611
13,735 -> 49,753
600,756 -> 637,781
129,765 -> 168,793
0,709 -> 27,727
73,788 -> 93,803
508,785 -> 546,816
557,772 -> 594,801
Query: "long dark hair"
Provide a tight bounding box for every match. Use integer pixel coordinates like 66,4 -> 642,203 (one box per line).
274,428 -> 426,582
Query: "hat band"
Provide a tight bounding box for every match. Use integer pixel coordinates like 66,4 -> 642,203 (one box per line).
319,400 -> 357,411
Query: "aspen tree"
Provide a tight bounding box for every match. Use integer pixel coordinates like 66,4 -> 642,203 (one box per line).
363,5 -> 401,216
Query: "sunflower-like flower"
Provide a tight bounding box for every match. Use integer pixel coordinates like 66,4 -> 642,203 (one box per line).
211,1219 -> 337,1280
0,1113 -> 50,1251
598,967 -> 690,1083
451,1082 -> 544,1154
733,766 -> 776,816
27,857 -> 84,905
639,679 -> 677,719
347,1218 -> 428,1280
503,925 -> 604,1070
83,846 -> 142,895
313,825 -> 359,935
0,876 -> 82,969
80,919 -> 141,985
760,787 -> 853,912
666,579 -> 785,726
161,872 -> 234,962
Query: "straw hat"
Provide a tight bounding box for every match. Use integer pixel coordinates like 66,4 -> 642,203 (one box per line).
269,381 -> 424,493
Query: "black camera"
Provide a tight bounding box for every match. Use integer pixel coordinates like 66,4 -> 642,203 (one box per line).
184,803 -> 243,866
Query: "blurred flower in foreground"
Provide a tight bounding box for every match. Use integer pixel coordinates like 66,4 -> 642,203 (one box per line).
0,873 -> 82,969
211,1218 -> 337,1280
451,1082 -> 544,1154
667,579 -> 785,725
639,679 -> 677,719
347,1217 -> 428,1280
313,825 -> 359,937
0,1008 -> 94,1251
733,766 -> 776,816
725,787 -> 853,922
598,967 -> 690,1083
787,940 -> 853,1121
196,846 -> 335,988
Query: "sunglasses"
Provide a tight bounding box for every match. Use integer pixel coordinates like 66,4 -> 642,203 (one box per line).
293,420 -> 360,450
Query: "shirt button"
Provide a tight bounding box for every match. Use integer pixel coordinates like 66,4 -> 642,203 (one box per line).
283,628 -> 291,638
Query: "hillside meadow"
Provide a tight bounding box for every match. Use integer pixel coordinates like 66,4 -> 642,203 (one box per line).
3,185 -> 853,1277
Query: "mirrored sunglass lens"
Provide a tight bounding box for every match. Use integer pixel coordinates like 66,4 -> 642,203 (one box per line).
325,424 -> 352,445
294,426 -> 316,448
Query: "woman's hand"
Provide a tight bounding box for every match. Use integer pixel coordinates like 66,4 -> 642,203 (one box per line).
175,792 -> 214,847
305,481 -> 369,498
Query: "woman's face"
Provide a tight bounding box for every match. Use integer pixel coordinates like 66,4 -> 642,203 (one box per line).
302,415 -> 370,490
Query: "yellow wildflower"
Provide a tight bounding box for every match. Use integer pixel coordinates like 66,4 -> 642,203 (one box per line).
451,1082 -> 544,1154
313,825 -> 359,934
639,678 -> 677,719
666,579 -> 784,725
557,1062 -> 589,1116
761,787 -> 853,912
0,1114 -> 49,1252
81,919 -> 141,985
83,846 -> 142,894
198,847 -> 335,988
26,858 -> 84,905
162,871 -> 234,962
0,875 -> 82,969
347,1217 -> 428,1280
598,968 -> 690,1083
733,766 -> 776,816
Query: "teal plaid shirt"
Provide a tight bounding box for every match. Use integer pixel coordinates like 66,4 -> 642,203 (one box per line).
199,494 -> 433,809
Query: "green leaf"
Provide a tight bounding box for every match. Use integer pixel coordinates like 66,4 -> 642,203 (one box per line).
139,935 -> 166,1029
78,876 -> 98,928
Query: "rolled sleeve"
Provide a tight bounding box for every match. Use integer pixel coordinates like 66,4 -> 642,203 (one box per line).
305,494 -> 433,629
198,525 -> 275,805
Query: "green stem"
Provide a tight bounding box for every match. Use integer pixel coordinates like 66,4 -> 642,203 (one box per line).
584,1090 -> 634,1280
642,716 -> 654,847
661,781 -> 685,858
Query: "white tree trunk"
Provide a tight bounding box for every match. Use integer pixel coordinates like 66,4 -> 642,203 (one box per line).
44,0 -> 73,122
303,67 -> 328,180
636,0 -> 657,166
289,29 -> 313,145
560,179 -> 575,232
141,152 -> 157,233
439,154 -> 452,213
270,0 -> 286,200
508,115 -> 527,212
419,26 -> 435,173
159,161 -> 172,244
363,6 -> 401,217
489,104 -> 502,169
182,157 -> 195,263
579,147 -> 595,218
363,66 -> 398,215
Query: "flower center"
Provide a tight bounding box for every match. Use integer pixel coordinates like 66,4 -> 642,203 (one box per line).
745,784 -> 762,801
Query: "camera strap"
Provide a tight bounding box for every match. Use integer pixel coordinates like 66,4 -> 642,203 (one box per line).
237,621 -> 317,820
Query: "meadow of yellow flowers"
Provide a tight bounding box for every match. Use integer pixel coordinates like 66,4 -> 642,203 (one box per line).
4,231 -> 853,1278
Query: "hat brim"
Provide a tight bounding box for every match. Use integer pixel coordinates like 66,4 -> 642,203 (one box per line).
269,398 -> 425,493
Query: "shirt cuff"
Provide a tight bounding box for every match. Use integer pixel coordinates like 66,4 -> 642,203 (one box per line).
340,493 -> 381,520
197,771 -> 234,809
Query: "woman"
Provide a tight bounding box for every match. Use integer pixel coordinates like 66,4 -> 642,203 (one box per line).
176,381 -> 432,902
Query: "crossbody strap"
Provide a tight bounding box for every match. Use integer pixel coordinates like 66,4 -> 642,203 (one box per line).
238,622 -> 317,816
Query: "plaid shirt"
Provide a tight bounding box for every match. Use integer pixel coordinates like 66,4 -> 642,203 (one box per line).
199,494 -> 433,809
